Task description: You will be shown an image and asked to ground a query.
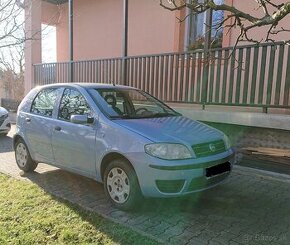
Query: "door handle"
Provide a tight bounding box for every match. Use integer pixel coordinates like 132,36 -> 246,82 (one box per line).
54,126 -> 62,131
25,117 -> 31,122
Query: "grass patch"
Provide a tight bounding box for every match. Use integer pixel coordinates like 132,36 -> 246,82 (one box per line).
0,174 -> 159,244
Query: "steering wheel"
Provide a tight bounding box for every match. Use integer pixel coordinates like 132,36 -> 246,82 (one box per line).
135,107 -> 149,115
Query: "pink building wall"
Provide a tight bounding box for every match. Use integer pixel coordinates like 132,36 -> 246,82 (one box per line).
24,0 -> 42,94
50,0 -> 180,62
39,0 -> 290,62
43,0 -> 290,62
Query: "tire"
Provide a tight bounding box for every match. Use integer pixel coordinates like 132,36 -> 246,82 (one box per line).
15,138 -> 38,172
103,159 -> 143,211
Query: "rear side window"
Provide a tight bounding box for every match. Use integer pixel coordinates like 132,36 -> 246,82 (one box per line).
58,88 -> 91,121
31,88 -> 59,117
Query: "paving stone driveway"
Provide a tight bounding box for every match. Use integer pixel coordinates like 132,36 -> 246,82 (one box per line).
1,127 -> 290,245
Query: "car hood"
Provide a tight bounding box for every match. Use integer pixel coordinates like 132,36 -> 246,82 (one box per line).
0,107 -> 8,116
114,116 -> 224,145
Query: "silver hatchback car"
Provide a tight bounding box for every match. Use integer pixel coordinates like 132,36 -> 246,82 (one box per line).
14,83 -> 235,210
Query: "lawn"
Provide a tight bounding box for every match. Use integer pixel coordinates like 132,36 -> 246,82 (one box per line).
0,174 -> 159,245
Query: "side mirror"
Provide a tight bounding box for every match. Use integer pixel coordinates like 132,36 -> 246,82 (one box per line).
70,114 -> 94,125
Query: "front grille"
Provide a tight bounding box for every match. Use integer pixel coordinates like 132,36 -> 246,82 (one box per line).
188,176 -> 208,191
206,162 -> 231,178
156,180 -> 185,193
192,140 -> 226,158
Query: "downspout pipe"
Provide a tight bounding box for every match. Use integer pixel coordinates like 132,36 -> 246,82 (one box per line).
69,0 -> 74,82
201,0 -> 213,108
122,0 -> 128,85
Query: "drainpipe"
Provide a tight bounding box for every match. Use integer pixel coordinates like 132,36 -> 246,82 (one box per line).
69,0 -> 74,82
204,2 -> 212,52
122,0 -> 128,85
201,0 -> 213,109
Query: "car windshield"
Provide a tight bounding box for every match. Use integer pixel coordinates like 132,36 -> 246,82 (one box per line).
88,88 -> 181,119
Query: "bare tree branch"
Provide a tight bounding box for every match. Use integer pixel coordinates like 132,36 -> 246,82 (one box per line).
160,0 -> 290,45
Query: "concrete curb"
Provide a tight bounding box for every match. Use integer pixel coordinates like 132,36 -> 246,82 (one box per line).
234,165 -> 290,183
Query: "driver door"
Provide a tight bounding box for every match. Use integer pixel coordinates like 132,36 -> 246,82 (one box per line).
51,88 -> 96,177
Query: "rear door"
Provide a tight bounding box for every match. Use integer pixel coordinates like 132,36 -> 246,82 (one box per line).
51,88 -> 97,177
25,87 -> 62,163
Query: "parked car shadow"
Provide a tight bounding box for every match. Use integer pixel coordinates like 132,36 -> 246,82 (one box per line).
0,135 -> 13,153
11,169 -> 154,244
18,166 -> 290,245
21,166 -> 229,215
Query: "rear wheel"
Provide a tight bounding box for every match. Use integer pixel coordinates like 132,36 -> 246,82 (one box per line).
15,139 -> 38,172
103,159 -> 142,210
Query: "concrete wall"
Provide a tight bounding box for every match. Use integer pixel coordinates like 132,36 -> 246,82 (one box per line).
173,104 -> 290,131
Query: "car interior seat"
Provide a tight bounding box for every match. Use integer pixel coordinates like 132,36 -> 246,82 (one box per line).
104,94 -> 123,115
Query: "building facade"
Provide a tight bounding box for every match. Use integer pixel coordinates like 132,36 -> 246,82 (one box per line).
24,0 -> 290,105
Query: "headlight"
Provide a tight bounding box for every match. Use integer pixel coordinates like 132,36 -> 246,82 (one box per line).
223,135 -> 231,150
144,143 -> 193,160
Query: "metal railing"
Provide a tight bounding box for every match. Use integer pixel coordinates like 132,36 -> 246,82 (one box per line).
34,41 -> 290,109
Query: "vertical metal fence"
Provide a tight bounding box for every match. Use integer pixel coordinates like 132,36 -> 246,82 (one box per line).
34,42 -> 290,108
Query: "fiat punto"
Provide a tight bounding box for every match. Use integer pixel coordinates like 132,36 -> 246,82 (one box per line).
14,83 -> 235,210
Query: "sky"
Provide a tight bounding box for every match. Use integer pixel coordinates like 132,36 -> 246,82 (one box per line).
0,2 -> 56,72
42,24 -> 57,63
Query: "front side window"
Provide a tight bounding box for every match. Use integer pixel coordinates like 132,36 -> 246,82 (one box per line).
58,88 -> 91,121
31,88 -> 59,117
88,88 -> 180,119
187,0 -> 224,50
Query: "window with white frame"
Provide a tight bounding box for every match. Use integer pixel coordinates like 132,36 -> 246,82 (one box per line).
187,0 -> 224,50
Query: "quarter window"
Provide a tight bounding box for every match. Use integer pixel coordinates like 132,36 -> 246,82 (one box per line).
31,88 -> 59,117
58,88 -> 91,121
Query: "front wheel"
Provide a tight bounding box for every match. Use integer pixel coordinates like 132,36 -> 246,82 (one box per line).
103,159 -> 142,210
15,139 -> 38,172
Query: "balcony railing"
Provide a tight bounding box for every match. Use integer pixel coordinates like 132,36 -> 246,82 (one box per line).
34,41 -> 290,109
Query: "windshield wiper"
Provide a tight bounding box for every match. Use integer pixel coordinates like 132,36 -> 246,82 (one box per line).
144,112 -> 179,118
110,114 -> 138,120
110,112 -> 181,120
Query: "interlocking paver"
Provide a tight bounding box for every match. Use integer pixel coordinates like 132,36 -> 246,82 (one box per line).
1,126 -> 290,244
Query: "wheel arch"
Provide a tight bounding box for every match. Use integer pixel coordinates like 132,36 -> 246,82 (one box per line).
100,152 -> 135,181
13,134 -> 24,150
13,134 -> 36,162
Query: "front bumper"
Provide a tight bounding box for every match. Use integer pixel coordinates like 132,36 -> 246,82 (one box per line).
0,117 -> 11,135
126,149 -> 235,198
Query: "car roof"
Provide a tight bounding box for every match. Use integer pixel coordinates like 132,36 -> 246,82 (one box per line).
35,83 -> 136,90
